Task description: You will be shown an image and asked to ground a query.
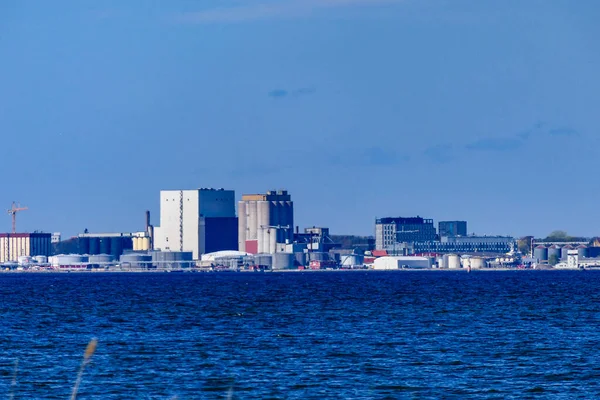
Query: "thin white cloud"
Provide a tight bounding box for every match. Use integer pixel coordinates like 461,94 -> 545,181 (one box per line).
174,0 -> 405,23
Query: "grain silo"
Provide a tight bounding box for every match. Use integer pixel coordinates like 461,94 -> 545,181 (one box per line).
533,245 -> 548,262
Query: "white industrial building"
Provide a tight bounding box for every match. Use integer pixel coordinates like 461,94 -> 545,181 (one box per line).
373,256 -> 432,270
238,190 -> 294,254
153,188 -> 237,260
1,233 -> 52,263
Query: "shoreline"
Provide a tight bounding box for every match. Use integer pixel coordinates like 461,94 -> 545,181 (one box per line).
0,267 -> 590,274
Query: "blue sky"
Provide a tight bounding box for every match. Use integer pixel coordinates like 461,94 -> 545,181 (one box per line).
1,0 -> 599,238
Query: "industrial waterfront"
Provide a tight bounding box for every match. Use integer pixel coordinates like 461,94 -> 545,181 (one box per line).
3,189 -> 599,273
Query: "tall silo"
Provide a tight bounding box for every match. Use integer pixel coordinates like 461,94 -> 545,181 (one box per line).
577,245 -> 588,258
561,245 -> 573,260
78,237 -> 90,255
89,238 -> 100,255
257,201 -> 270,253
238,201 -> 247,251
533,245 -> 548,262
247,201 -> 257,240
99,238 -> 111,255
548,245 -> 561,263
111,237 -> 123,259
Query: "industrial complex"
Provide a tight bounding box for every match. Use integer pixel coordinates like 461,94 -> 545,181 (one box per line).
3,189 -> 600,272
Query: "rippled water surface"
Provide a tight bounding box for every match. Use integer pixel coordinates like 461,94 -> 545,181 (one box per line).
2,271 -> 600,399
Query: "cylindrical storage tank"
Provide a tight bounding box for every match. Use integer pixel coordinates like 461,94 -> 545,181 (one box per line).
561,245 -> 573,260
88,254 -> 114,265
577,245 -> 588,258
437,257 -> 445,269
247,202 -> 257,240
257,201 -> 270,252
470,257 -> 486,269
120,253 -> 152,268
89,238 -> 100,255
447,254 -> 461,269
56,254 -> 88,266
270,201 -> 280,229
254,254 -> 272,268
238,201 -> 247,251
533,245 -> 548,262
273,253 -> 295,270
152,251 -> 193,268
269,228 -> 277,255
294,252 -> 307,267
141,237 -> 150,251
462,257 -> 471,269
132,237 -> 140,251
79,237 -> 90,255
18,256 -> 33,266
548,245 -> 561,263
99,238 -> 111,255
34,255 -> 48,264
111,237 -> 123,258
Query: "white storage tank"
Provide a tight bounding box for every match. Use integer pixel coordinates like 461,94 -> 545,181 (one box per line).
470,257 -> 486,269
437,256 -> 445,269
33,255 -> 48,264
18,256 -> 33,266
341,254 -> 364,267
447,254 -> 461,269
54,254 -> 88,267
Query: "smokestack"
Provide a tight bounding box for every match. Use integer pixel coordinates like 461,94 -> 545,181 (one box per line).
145,210 -> 151,232
296,226 -> 299,235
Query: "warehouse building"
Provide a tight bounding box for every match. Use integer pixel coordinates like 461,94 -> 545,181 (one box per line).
153,188 -> 237,259
1,233 -> 52,263
238,190 -> 294,254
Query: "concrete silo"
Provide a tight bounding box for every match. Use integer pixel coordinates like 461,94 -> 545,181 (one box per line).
577,245 -> 588,258
533,245 -> 548,262
561,245 -> 573,261
548,245 -> 561,264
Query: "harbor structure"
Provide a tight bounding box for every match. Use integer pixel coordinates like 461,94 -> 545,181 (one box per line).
0,233 -> 52,263
153,188 -> 238,259
238,190 -> 294,254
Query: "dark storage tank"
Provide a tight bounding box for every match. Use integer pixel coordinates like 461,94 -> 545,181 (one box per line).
533,245 -> 548,262
99,238 -> 111,255
78,237 -> 90,255
89,238 -> 100,255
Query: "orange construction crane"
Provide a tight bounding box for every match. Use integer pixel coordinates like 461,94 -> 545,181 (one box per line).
7,202 -> 28,234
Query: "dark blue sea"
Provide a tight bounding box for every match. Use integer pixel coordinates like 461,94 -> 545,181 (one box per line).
1,271 -> 600,399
